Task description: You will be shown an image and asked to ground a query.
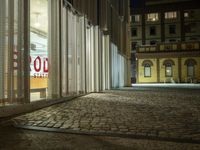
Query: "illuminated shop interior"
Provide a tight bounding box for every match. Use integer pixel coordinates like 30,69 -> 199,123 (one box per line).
0,0 -> 130,107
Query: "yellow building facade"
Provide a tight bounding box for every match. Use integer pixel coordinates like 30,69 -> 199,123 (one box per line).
136,41 -> 200,83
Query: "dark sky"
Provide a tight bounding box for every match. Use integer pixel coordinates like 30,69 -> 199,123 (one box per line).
130,0 -> 194,7
130,0 -> 145,8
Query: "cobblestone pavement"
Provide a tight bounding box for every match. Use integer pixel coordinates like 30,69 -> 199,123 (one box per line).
1,121 -> 200,150
12,89 -> 200,144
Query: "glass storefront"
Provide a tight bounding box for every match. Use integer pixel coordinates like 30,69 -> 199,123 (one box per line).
0,0 -> 26,106
0,0 -> 128,107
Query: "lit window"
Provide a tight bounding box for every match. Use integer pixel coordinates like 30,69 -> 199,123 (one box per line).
147,13 -> 159,21
165,63 -> 173,77
165,11 -> 177,19
184,12 -> 189,18
132,15 -> 140,22
144,64 -> 151,77
163,60 -> 174,77
142,60 -> 153,77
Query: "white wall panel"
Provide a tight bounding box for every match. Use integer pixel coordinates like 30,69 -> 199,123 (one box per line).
48,0 -> 61,98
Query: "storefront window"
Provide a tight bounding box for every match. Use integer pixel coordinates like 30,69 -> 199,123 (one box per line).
30,0 -> 48,101
0,0 -> 26,106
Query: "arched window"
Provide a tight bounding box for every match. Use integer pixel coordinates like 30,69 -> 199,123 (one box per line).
163,59 -> 175,77
142,60 -> 153,77
185,59 -> 197,77
165,63 -> 173,77
187,64 -> 194,77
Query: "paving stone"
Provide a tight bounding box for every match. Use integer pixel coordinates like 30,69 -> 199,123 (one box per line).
119,128 -> 128,132
46,123 -> 56,128
53,123 -> 63,128
111,128 -> 118,131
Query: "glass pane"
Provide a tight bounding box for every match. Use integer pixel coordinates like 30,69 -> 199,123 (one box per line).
166,66 -> 172,77
76,16 -> 85,94
68,10 -> 77,95
0,0 -> 25,106
30,0 -> 48,101
187,66 -> 194,77
147,13 -> 158,21
144,67 -> 151,77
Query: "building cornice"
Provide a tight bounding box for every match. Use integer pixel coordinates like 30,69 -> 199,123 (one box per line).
136,51 -> 200,58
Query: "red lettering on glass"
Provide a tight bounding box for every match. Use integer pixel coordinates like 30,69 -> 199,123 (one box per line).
13,45 -> 18,70
43,58 -> 48,73
34,56 -> 41,72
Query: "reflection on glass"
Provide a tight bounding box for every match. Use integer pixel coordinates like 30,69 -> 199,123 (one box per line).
0,0 -> 25,106
166,66 -> 172,77
30,0 -> 48,101
187,65 -> 194,77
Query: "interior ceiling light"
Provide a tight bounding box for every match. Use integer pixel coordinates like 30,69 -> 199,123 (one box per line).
34,12 -> 41,27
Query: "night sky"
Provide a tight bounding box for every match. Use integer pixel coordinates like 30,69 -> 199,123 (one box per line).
130,0 -> 194,8
130,0 -> 145,8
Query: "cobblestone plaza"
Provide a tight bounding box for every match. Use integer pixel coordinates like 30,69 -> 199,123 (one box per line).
9,88 -> 199,148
